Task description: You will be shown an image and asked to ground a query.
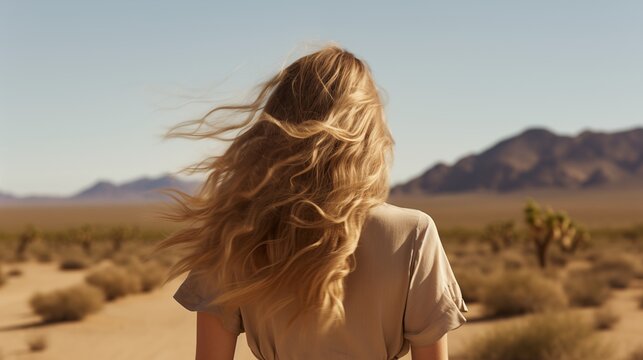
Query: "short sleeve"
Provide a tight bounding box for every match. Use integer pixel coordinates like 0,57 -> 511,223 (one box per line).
173,269 -> 245,335
403,212 -> 468,347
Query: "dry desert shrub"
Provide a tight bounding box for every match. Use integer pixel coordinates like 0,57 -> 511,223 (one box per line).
591,254 -> 637,289
593,306 -> 620,330
26,333 -> 47,352
564,268 -> 611,307
125,259 -> 166,292
59,248 -> 92,271
548,249 -> 569,268
110,252 -> 141,267
498,250 -> 528,271
7,267 -> 22,277
453,268 -> 486,303
639,293 -> 643,310
480,270 -> 568,317
452,254 -> 497,275
30,283 -> 104,322
462,311 -> 613,360
583,248 -> 603,263
85,264 -> 142,300
28,241 -> 54,263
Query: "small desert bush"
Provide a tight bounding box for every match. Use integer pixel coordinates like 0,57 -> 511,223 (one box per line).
28,241 -> 54,263
480,270 -> 568,317
30,284 -> 104,322
499,250 -> 527,271
462,311 -> 613,360
453,255 -> 497,275
125,259 -> 166,292
592,255 -> 637,289
453,269 -> 485,303
593,306 -> 620,330
564,269 -> 611,307
639,293 -> 643,310
59,249 -> 91,271
85,265 -> 142,301
583,249 -> 603,263
7,267 -> 22,277
110,252 -> 140,267
548,249 -> 569,268
59,257 -> 90,270
26,333 -> 47,352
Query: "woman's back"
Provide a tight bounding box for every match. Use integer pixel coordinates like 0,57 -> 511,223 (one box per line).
173,202 -> 468,360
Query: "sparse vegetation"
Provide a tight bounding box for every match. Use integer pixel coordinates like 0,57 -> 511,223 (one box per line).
125,258 -> 166,292
591,254 -> 637,289
481,220 -> 518,253
7,267 -> 22,277
85,264 -> 142,301
480,270 -> 568,317
108,225 -> 140,254
28,240 -> 54,263
73,224 -> 95,256
593,306 -> 620,330
498,250 -> 527,270
111,253 -> 140,267
462,311 -> 613,360
453,269 -> 486,303
524,199 -> 589,268
59,248 -> 92,271
30,283 -> 105,322
1,197 -> 641,359
564,268 -> 611,307
16,225 -> 41,261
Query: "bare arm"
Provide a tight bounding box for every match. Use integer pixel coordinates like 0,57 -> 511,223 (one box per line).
195,311 -> 238,360
410,333 -> 449,360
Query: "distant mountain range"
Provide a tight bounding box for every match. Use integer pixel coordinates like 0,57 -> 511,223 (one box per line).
0,174 -> 201,205
2,126 -> 642,205
390,126 -> 643,195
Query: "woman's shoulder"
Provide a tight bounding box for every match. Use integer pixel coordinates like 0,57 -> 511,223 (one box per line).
367,201 -> 429,232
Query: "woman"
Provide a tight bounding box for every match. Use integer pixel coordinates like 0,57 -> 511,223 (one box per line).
154,43 -> 468,360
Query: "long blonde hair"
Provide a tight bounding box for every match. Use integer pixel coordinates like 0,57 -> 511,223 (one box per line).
153,43 -> 395,333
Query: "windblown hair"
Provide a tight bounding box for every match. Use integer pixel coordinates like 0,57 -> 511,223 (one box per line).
153,44 -> 395,333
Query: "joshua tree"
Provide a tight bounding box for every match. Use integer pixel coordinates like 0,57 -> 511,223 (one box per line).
481,220 -> 518,253
110,226 -> 127,253
77,224 -> 94,256
524,199 -> 589,268
109,225 -> 139,253
16,224 -> 40,261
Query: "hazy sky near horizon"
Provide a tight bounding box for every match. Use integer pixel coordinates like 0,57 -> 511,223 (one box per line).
1,1 -> 642,196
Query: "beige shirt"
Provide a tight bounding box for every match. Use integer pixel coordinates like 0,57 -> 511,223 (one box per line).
173,202 -> 468,359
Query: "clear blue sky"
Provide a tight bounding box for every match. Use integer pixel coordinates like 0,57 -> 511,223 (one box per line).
1,0 -> 642,196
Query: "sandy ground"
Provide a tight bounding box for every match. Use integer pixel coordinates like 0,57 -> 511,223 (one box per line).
0,261 -> 254,360
0,261 -> 641,360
